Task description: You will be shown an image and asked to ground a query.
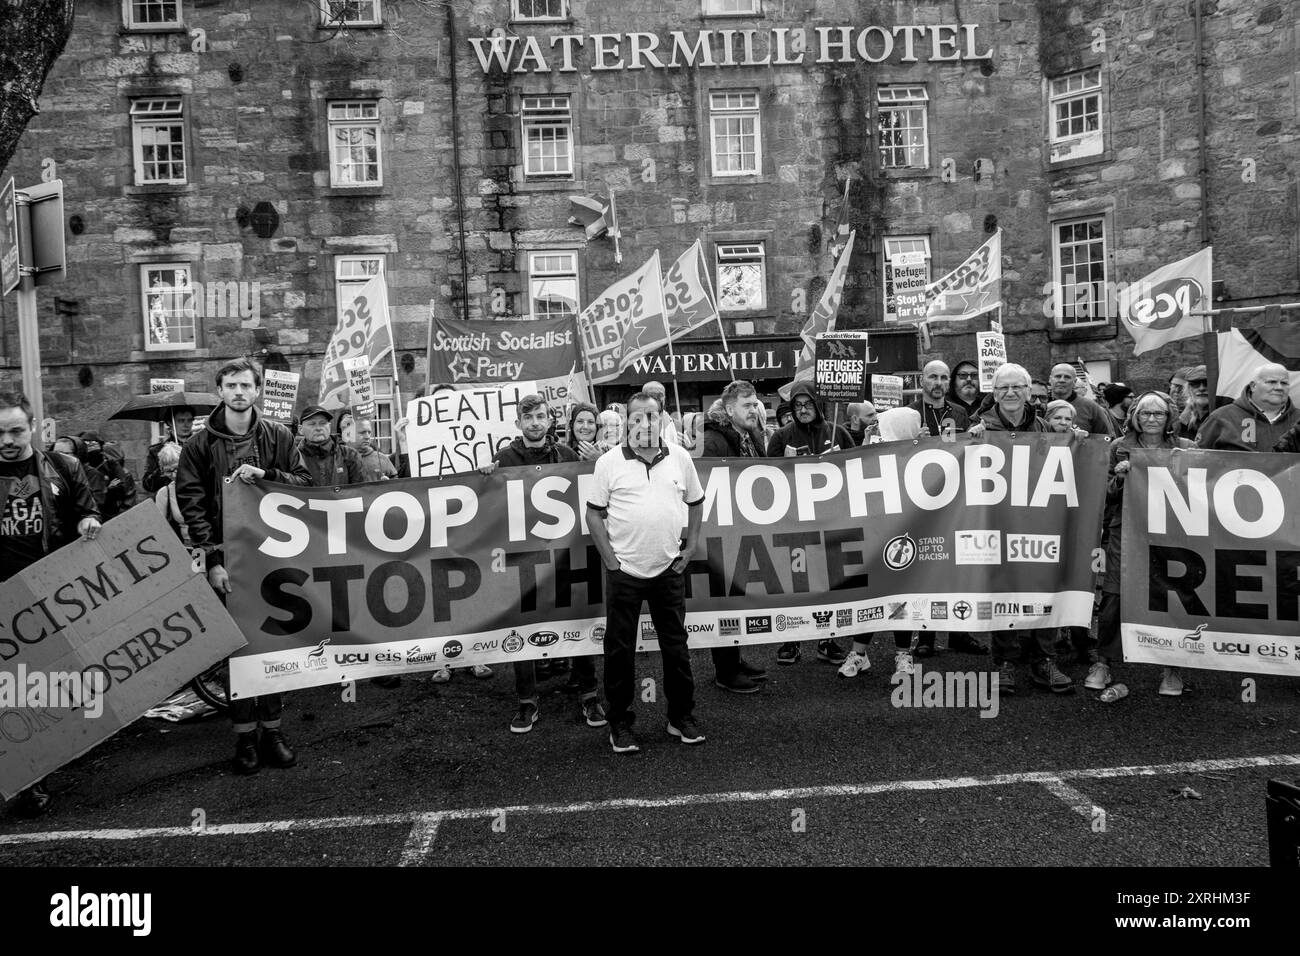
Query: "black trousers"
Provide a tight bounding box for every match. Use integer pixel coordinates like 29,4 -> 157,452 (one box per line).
603,566 -> 695,728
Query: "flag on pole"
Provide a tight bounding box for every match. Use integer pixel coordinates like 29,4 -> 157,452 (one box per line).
826,179 -> 853,262
575,252 -> 666,385
925,230 -> 1002,321
781,230 -> 856,400
319,273 -> 394,410
568,193 -> 619,241
1117,246 -> 1213,356
619,240 -> 718,370
1217,327 -> 1300,404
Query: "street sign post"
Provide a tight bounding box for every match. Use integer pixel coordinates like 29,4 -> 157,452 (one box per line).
1,178 -> 18,296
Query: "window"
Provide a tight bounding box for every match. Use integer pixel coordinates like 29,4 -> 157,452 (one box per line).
513,0 -> 567,20
877,86 -> 929,170
328,101 -> 382,187
521,96 -> 574,180
528,251 -> 580,319
125,1 -> 181,28
709,91 -> 761,176
715,242 -> 766,312
703,0 -> 760,13
320,1 -> 381,26
1049,68 -> 1103,162
131,98 -> 186,185
882,236 -> 931,323
371,376 -> 395,455
141,264 -> 197,351
1052,216 -> 1109,326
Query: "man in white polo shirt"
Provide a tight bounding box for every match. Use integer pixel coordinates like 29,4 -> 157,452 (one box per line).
587,391 -> 705,754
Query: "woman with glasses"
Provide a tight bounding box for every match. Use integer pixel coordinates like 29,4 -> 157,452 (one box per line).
1087,391 -> 1195,698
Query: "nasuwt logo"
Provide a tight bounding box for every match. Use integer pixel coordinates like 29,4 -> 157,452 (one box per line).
745,615 -> 773,634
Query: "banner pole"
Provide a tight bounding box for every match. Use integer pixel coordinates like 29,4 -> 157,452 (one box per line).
657,250 -> 684,415
697,237 -> 736,382
610,189 -> 622,265
424,298 -> 436,396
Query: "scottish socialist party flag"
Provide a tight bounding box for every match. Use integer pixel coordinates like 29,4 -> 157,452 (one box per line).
780,230 -> 856,400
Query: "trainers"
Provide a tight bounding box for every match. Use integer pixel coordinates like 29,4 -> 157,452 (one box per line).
609,724 -> 640,754
816,639 -> 848,664
581,699 -> 607,728
1084,661 -> 1112,690
1158,667 -> 1184,697
471,664 -> 493,679
715,674 -> 762,694
893,650 -> 915,678
430,666 -> 451,684
1031,659 -> 1074,694
838,650 -> 871,678
510,702 -> 539,734
776,642 -> 801,665
996,662 -> 1017,696
667,717 -> 706,745
737,658 -> 769,681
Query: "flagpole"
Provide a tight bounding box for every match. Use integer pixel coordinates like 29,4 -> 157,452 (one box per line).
654,249 -> 684,415
424,298 -> 436,395
609,189 -> 622,265
697,237 -> 736,382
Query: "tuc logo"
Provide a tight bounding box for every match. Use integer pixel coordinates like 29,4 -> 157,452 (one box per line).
955,530 -> 1001,565
1006,534 -> 1061,563
1126,277 -> 1205,330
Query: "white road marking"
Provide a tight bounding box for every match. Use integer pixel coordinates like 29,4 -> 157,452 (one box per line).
1041,777 -> 1103,823
2,752 -> 1296,852
397,813 -> 442,867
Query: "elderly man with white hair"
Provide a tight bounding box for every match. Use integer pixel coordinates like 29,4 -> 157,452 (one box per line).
1048,363 -> 1110,435
1196,362 -> 1299,451
972,362 -> 1074,696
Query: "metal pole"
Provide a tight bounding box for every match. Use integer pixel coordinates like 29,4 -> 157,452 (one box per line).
446,4 -> 470,324
14,192 -> 43,430
1193,0 -> 1210,249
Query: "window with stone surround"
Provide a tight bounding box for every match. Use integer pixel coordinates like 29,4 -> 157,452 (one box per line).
512,0 -> 568,20
131,98 -> 187,185
877,85 -> 929,170
320,1 -> 382,26
715,242 -> 766,312
882,235 -> 932,323
1048,68 -> 1103,163
141,264 -> 197,351
703,0 -> 760,14
371,375 -> 395,456
1052,216 -> 1109,326
124,1 -> 182,29
328,101 -> 382,187
709,91 -> 761,177
521,95 -> 574,180
528,251 -> 580,319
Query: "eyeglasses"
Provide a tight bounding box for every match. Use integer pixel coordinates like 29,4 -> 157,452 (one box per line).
993,384 -> 1028,395
1136,411 -> 1168,419
792,400 -> 816,410
956,372 -> 979,381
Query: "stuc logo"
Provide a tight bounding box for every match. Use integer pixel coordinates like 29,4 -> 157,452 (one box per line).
1126,278 -> 1204,330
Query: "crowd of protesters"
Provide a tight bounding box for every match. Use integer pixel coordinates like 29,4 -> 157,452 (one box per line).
1,349 -> 1297,810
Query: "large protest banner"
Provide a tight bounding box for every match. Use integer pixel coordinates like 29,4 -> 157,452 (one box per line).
0,503 -> 246,798
224,434 -> 1108,697
1120,449 -> 1300,676
426,314 -> 586,409
406,382 -> 533,478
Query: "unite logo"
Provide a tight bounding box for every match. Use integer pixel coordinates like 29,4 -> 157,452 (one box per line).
955,530 -> 1001,565
1006,534 -> 1061,563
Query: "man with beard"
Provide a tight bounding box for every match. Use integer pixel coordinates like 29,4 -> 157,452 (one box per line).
947,359 -> 986,419
846,401 -> 878,445
176,359 -> 312,775
767,381 -> 851,666
1048,364 -> 1110,435
351,418 -> 397,481
701,380 -> 771,692
1197,363 -> 1299,451
1175,365 -> 1213,440
1100,383 -> 1134,438
976,363 -> 1074,696
1,392 -> 101,817
143,407 -> 195,493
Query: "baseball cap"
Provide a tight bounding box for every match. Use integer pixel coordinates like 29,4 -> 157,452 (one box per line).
299,404 -> 333,423
1185,364 -> 1208,383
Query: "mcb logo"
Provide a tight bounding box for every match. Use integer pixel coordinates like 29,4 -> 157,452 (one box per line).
955,530 -> 1001,565
1006,534 -> 1061,563
745,615 -> 773,634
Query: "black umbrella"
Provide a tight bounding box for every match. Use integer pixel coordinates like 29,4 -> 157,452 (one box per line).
107,391 -> 220,424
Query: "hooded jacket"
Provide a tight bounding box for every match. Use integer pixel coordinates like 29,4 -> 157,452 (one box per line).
98,444 -> 138,520
54,434 -> 108,510
767,382 -> 853,457
175,404 -> 311,569
701,403 -> 768,457
0,449 -> 99,574
492,435 -> 578,468
296,435 -> 366,486
1197,390 -> 1300,451
947,360 -> 987,418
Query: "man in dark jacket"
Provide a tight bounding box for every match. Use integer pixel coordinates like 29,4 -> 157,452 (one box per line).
1275,419 -> 1300,453
97,443 -> 138,520
296,403 -> 365,487
480,394 -> 603,734
767,381 -> 851,666
1049,364 -> 1110,435
142,406 -> 195,493
700,380 -> 770,692
947,359 -> 985,419
175,358 -> 311,776
1197,363 -> 1299,451
1,392 -> 101,817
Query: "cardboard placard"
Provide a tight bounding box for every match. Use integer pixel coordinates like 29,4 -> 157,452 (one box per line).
407,381 -> 534,477
976,331 -> 1007,391
868,374 -> 904,409
261,369 -> 300,425
814,334 -> 868,402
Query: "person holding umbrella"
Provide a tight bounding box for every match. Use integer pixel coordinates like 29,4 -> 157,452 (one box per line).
143,407 -> 196,493
105,389 -> 220,493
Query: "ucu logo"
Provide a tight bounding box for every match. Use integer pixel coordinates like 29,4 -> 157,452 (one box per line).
1212,642 -> 1249,656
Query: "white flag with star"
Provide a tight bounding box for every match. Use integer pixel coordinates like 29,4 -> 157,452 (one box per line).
576,252 -> 666,385
319,273 -> 394,409
925,230 -> 1002,322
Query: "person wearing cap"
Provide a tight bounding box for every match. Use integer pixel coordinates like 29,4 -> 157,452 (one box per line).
1048,364 -> 1110,435
775,402 -> 794,429
296,404 -> 366,488
1167,368 -> 1191,415
1197,363 -> 1300,451
1176,365 -> 1212,440
1101,382 -> 1134,438
143,406 -> 196,493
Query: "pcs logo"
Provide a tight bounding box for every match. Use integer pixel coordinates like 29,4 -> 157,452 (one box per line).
442,639 -> 464,659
